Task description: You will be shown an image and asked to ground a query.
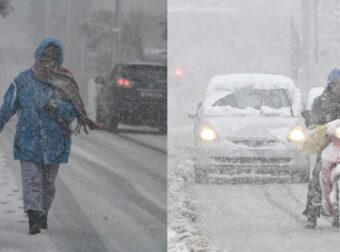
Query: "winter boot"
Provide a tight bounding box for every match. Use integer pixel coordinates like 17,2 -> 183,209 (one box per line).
40,213 -> 48,229
305,216 -> 317,229
27,210 -> 42,235
332,216 -> 340,227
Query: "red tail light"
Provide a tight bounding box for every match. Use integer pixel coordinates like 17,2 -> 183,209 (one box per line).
116,78 -> 131,88
175,68 -> 184,78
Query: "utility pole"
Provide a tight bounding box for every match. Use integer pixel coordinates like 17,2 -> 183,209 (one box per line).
301,0 -> 318,86
112,0 -> 122,66
314,0 -> 318,64
302,0 -> 311,82
45,0 -> 51,37
65,0 -> 72,64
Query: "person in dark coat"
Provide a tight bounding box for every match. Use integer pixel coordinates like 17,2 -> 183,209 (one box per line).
0,38 -> 97,234
302,68 -> 340,228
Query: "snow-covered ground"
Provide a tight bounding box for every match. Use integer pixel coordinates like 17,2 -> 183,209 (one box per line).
0,121 -> 167,252
192,183 -> 340,252
118,125 -> 167,152
168,146 -> 219,252
169,140 -> 340,252
0,150 -> 60,252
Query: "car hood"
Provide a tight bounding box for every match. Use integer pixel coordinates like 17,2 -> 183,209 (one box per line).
201,115 -> 302,142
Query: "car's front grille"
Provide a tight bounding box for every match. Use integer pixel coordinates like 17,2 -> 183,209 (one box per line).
213,156 -> 291,164
230,139 -> 278,147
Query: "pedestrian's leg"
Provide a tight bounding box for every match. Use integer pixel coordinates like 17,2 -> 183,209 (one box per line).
20,160 -> 44,234
41,163 -> 60,229
303,154 -> 322,228
320,161 -> 334,214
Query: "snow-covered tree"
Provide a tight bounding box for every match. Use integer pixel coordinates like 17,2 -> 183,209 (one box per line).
120,10 -> 145,62
290,20 -> 304,80
79,9 -> 117,76
0,0 -> 12,17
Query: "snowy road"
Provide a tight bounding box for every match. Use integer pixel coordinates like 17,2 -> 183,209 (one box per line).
170,146 -> 339,252
169,144 -> 340,252
0,122 -> 166,252
193,183 -> 340,252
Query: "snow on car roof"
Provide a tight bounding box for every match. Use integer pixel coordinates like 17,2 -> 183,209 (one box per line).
207,73 -> 296,94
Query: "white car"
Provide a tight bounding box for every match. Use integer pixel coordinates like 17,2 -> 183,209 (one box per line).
192,73 -> 309,183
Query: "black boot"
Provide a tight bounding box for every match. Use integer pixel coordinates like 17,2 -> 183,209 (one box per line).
40,213 -> 48,229
305,216 -> 317,229
332,216 -> 340,227
27,210 -> 42,235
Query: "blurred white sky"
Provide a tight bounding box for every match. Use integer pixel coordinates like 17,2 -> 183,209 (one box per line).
94,0 -> 166,15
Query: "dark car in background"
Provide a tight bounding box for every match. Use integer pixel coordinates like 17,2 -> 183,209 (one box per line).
95,62 -> 167,133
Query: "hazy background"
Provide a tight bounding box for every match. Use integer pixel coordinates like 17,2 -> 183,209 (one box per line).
0,0 -> 166,105
168,0 -> 340,127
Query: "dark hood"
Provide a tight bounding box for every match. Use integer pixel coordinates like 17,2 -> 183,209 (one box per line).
34,38 -> 64,67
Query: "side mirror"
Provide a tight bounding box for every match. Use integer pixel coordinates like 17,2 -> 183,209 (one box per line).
301,109 -> 314,127
187,101 -> 203,119
197,101 -> 203,110
301,109 -> 312,119
188,111 -> 197,119
95,76 -> 105,85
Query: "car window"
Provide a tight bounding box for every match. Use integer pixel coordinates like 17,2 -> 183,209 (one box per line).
213,88 -> 291,109
108,64 -> 167,88
124,65 -> 166,81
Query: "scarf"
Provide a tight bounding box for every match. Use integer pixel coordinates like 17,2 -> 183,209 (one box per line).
32,62 -> 98,137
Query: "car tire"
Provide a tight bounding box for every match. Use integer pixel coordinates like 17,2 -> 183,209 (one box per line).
96,107 -> 119,133
96,107 -> 105,124
159,125 -> 167,134
107,116 -> 119,133
194,165 -> 208,184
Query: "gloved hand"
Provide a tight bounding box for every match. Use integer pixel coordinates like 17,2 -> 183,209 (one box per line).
46,98 -> 58,112
301,109 -> 312,119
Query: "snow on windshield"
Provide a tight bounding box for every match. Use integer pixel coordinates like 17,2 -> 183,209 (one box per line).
202,74 -> 299,117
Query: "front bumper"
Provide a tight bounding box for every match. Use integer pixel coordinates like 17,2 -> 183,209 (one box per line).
112,96 -> 166,126
194,143 -> 310,183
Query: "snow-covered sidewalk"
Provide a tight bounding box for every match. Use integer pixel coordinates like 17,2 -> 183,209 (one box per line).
0,150 -> 58,252
168,146 -> 219,252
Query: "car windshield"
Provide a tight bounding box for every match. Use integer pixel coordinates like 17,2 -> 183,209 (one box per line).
111,64 -> 167,89
213,87 -> 291,109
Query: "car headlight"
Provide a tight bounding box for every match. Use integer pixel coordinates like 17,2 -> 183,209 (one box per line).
288,127 -> 305,142
335,126 -> 340,139
199,126 -> 218,142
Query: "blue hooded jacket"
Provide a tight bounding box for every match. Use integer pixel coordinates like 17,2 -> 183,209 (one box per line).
0,38 -> 78,165
327,68 -> 340,87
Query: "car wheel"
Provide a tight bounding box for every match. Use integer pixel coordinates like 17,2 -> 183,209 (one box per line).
159,125 -> 167,134
96,107 -> 105,124
107,116 -> 119,133
194,165 -> 208,184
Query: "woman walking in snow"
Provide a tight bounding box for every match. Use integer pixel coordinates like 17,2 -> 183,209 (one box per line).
0,38 -> 97,234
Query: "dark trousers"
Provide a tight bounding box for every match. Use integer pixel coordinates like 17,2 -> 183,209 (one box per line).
303,153 -> 322,218
20,160 -> 60,214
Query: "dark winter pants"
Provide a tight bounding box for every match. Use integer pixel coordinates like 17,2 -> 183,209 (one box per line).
20,160 -> 60,214
303,153 -> 322,218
